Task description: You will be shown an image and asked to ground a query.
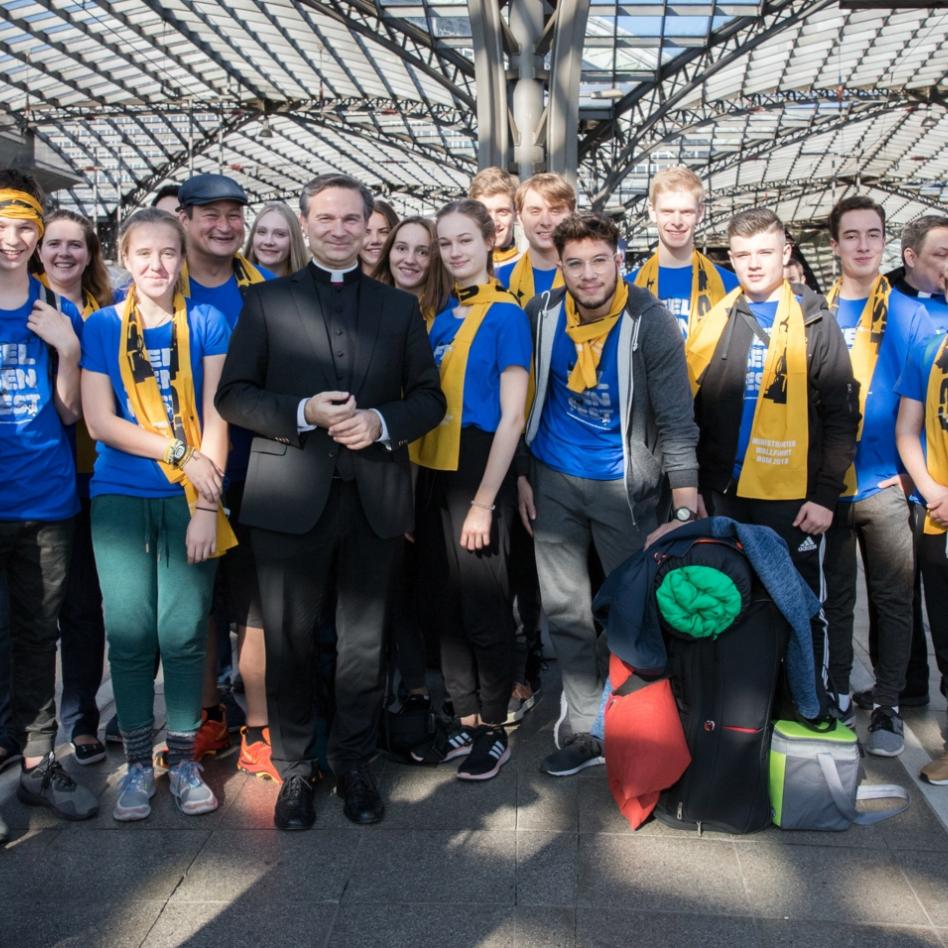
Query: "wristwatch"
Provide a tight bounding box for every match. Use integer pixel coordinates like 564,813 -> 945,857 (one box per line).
672,506 -> 697,523
167,439 -> 188,467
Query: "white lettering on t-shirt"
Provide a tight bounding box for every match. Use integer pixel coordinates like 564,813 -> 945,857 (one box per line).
148,346 -> 174,419
566,381 -> 614,428
0,340 -> 43,423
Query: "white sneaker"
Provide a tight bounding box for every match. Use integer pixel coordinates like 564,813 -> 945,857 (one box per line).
113,762 -> 156,822
169,760 -> 218,815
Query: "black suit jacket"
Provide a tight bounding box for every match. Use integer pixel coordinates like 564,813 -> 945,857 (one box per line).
215,267 -> 446,538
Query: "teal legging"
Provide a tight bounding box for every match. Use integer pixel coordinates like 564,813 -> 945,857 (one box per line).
91,494 -> 217,735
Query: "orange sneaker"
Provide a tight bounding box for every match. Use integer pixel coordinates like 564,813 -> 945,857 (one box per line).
193,707 -> 231,760
237,726 -> 282,783
152,706 -> 232,770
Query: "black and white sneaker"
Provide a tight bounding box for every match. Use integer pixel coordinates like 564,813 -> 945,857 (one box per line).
410,722 -> 476,765
457,727 -> 510,781
827,691 -> 854,729
541,733 -> 605,777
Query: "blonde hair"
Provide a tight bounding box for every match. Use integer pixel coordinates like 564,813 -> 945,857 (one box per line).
648,166 -> 705,205
244,202 -> 308,275
515,173 -> 576,213
469,167 -> 518,201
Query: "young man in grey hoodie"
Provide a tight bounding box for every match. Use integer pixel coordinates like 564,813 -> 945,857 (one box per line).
517,211 -> 700,777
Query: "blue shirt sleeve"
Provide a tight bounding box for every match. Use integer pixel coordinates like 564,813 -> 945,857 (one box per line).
494,305 -> 532,372
896,334 -> 940,403
80,308 -> 113,374
194,304 -> 232,357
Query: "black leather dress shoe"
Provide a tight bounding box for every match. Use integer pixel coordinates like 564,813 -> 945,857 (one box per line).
274,775 -> 316,830
336,765 -> 384,825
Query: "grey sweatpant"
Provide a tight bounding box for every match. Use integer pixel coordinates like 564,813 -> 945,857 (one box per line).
531,459 -> 652,734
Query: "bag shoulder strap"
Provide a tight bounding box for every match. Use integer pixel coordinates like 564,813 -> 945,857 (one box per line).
40,284 -> 62,380
817,753 -> 909,826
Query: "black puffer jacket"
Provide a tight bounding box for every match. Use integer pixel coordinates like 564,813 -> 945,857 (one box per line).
692,286 -> 859,510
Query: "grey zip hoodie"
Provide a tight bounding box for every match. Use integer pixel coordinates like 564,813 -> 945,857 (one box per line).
523,283 -> 699,524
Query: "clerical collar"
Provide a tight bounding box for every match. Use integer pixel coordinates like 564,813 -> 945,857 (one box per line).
310,260 -> 361,285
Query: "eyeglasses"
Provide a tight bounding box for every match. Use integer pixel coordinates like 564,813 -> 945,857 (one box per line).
562,255 -> 616,277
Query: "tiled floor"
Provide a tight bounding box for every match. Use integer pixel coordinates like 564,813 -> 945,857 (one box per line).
1,603 -> 946,946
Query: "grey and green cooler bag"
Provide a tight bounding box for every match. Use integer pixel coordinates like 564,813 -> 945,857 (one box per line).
769,720 -> 909,831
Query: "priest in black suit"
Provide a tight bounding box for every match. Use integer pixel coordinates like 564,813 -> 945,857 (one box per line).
216,173 -> 445,830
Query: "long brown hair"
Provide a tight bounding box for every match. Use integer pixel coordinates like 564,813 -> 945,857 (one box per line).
373,216 -> 450,319
41,209 -> 113,307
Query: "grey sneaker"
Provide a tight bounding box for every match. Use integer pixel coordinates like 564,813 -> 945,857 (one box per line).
16,753 -> 98,820
169,760 -> 218,815
541,733 -> 605,777
113,762 -> 156,822
866,706 -> 904,757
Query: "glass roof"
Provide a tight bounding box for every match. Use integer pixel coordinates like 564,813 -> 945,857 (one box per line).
0,0 -> 944,274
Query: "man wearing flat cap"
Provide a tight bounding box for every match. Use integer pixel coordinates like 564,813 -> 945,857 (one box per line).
174,173 -> 276,779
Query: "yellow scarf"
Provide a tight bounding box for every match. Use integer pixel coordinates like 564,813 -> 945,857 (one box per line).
826,276 -> 890,496
37,272 -> 99,319
506,251 -> 564,306
634,250 -> 727,336
924,334 -> 948,535
564,280 -> 629,393
179,254 -> 266,297
409,280 -> 517,471
493,244 -> 521,267
118,287 -> 237,557
0,188 -> 44,236
687,282 -> 809,500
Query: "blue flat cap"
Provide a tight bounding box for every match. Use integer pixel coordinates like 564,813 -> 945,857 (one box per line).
178,173 -> 248,208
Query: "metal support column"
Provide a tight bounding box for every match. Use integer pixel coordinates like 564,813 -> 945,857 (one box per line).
509,0 -> 544,180
467,0 -> 589,177
468,0 -> 510,171
545,0 -> 590,184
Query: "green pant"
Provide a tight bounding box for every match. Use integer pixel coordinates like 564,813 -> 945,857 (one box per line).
92,494 -> 217,735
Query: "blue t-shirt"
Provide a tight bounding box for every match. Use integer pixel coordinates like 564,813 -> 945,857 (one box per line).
531,309 -> 624,480
428,300 -> 532,433
895,332 -> 947,507
834,292 -> 933,502
495,257 -> 559,300
187,266 -> 274,481
891,284 -> 948,335
626,262 -> 739,339
0,277 -> 83,521
733,300 -> 778,479
81,302 -> 231,498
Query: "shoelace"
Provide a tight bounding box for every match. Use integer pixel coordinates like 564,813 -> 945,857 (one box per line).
121,767 -> 145,791
283,775 -> 311,802
38,756 -> 76,792
343,766 -> 375,796
173,761 -> 204,788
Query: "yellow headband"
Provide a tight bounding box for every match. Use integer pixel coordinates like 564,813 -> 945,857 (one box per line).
0,188 -> 44,237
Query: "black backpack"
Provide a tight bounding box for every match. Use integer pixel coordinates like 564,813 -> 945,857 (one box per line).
653,541 -> 790,835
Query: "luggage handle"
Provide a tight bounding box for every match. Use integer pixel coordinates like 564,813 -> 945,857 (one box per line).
817,753 -> 909,826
